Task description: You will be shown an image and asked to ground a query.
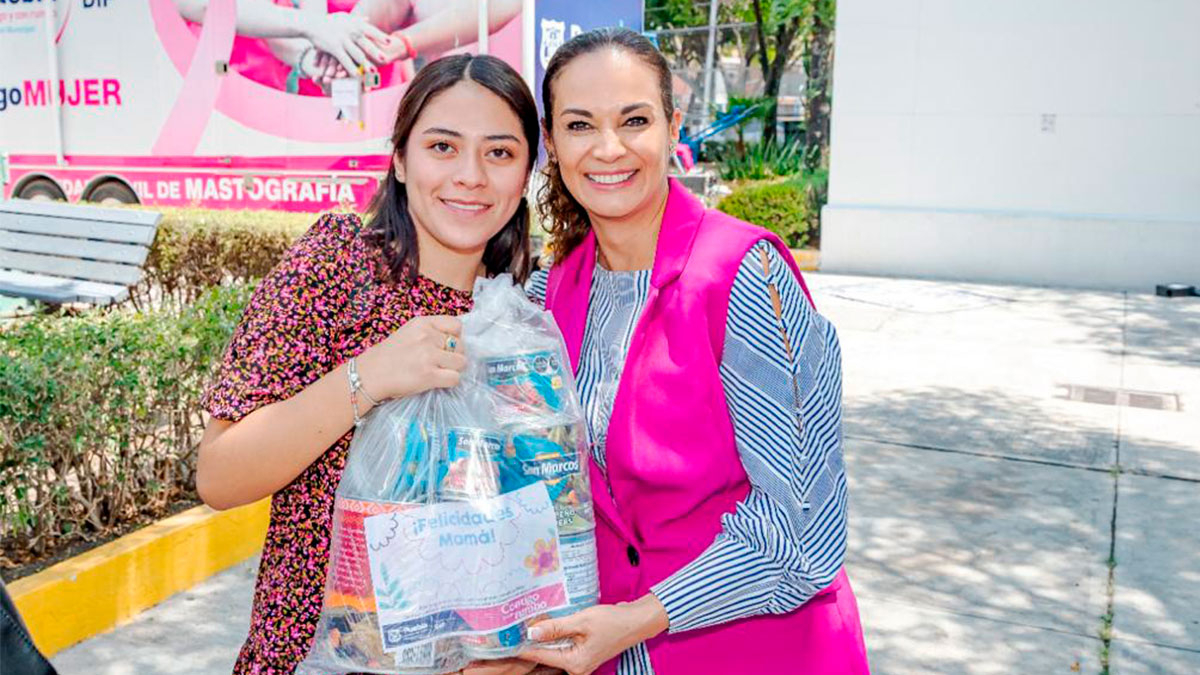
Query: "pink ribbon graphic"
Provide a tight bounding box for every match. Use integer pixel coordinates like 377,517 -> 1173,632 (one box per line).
148,0 -> 404,153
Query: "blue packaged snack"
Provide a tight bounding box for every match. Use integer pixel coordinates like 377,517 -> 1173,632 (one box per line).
390,419 -> 435,502
498,426 -> 593,535
484,350 -> 567,419
437,428 -> 503,500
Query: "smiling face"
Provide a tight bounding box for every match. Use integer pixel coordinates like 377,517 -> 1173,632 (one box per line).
544,47 -> 682,227
394,79 -> 530,261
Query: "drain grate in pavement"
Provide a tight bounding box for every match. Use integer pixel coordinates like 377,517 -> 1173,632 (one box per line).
1081,387 -> 1118,406
1058,384 -> 1182,411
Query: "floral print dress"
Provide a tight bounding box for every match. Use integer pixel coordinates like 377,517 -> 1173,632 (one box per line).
202,213 -> 473,674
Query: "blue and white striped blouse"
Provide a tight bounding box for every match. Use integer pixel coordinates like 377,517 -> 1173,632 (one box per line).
526,241 -> 848,674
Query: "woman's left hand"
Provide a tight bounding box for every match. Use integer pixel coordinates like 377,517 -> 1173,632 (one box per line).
519,596 -> 669,675
374,30 -> 416,64
302,12 -> 391,74
462,658 -> 539,675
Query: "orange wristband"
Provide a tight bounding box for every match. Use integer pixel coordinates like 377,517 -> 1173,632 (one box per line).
396,33 -> 416,60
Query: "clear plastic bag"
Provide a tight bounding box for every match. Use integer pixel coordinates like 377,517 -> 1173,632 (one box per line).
299,275 -> 597,675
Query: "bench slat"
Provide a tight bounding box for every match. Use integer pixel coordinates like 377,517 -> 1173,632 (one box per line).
0,212 -> 157,245
0,269 -> 127,306
0,231 -> 149,265
0,201 -> 159,305
0,199 -> 162,228
0,250 -> 143,286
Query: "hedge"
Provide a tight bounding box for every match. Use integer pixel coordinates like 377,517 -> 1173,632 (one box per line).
0,206 -> 338,565
133,207 -> 319,307
0,283 -> 254,561
716,172 -> 828,249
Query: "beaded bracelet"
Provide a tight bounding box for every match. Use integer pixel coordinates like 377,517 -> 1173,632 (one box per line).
347,357 -> 379,427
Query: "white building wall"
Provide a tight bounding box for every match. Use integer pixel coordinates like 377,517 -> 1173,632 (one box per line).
821,0 -> 1200,290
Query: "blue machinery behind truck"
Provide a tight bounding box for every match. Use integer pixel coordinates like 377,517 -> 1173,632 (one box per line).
677,102 -> 764,159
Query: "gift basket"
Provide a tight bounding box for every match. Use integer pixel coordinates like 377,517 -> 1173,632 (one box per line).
298,275 -> 598,675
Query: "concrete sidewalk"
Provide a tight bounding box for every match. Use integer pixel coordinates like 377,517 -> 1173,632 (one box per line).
52,273 -> 1200,674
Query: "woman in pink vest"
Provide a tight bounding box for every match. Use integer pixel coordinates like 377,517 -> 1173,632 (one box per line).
519,28 -> 870,675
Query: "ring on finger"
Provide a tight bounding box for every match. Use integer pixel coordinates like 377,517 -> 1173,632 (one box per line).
444,335 -> 458,352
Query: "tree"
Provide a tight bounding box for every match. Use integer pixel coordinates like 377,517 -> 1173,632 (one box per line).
645,0 -> 708,31
645,0 -> 837,173
737,0 -> 834,159
743,0 -> 807,145
645,0 -> 738,105
802,0 -> 835,171
737,0 -> 835,238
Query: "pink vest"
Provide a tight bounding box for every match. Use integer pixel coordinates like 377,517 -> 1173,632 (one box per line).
546,179 -> 869,674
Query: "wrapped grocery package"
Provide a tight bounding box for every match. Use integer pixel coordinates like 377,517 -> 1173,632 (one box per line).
299,275 -> 598,675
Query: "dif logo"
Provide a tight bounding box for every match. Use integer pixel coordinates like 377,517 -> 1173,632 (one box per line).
83,0 -> 110,7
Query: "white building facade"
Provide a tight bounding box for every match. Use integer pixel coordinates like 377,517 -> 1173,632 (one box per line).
821,0 -> 1200,290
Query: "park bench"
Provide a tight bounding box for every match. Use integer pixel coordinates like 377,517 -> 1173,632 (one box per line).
0,199 -> 161,307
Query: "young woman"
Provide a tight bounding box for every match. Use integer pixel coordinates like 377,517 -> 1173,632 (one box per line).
196,54 -> 540,675
519,29 -> 870,675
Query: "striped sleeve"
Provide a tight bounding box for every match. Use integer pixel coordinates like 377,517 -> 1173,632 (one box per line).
650,241 -> 849,633
525,268 -> 549,308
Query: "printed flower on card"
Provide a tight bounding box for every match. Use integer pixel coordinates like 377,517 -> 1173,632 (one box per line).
524,537 -> 560,577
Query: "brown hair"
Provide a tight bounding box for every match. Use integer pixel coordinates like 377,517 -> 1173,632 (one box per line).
537,27 -> 675,262
366,54 -> 539,285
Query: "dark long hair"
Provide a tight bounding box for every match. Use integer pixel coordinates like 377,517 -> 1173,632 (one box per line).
366,54 -> 539,285
537,28 -> 676,262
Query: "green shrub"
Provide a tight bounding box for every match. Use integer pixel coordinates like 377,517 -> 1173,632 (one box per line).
0,283 -> 253,560
714,137 -> 805,181
132,207 -> 319,307
717,172 -> 828,248
1,207 -> 335,564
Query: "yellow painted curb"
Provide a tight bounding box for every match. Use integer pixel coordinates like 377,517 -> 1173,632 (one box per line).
791,248 -> 821,271
8,498 -> 270,657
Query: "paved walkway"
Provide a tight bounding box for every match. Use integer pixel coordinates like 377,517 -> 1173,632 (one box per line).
0,295 -> 32,319
52,273 -> 1200,674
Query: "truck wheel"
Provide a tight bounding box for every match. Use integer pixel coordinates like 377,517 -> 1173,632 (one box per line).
87,181 -> 140,206
17,178 -> 67,202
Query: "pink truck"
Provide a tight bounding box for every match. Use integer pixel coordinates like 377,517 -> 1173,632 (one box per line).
1,0 -> 642,212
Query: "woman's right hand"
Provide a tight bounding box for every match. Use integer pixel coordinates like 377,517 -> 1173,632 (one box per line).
310,52 -> 343,94
356,315 -> 466,402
